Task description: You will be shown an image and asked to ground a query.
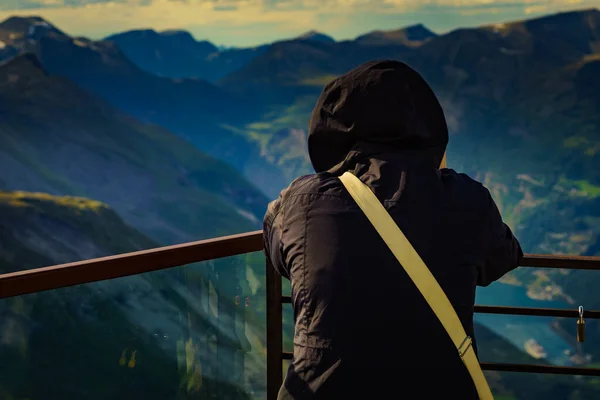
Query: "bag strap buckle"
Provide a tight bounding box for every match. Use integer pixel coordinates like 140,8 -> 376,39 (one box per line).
458,336 -> 473,358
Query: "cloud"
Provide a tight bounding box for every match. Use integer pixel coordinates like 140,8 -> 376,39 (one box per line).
2,0 -> 595,11
0,0 -> 597,46
1,0 -> 595,16
0,0 -> 337,39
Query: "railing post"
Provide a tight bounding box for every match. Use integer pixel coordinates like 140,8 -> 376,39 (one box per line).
266,257 -> 283,400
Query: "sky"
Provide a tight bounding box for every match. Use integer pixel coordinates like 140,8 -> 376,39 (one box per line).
0,0 -> 599,47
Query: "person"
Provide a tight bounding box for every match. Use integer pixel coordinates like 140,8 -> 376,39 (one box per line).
263,60 -> 523,399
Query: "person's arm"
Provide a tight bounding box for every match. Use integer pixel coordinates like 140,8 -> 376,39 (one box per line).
263,191 -> 290,280
478,189 -> 524,286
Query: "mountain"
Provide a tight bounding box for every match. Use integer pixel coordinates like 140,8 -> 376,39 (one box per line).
220,9 -> 600,97
105,28 -> 269,82
101,9 -> 600,206
0,191 -> 156,274
104,29 -> 219,79
0,15 -> 64,43
0,53 -> 268,245
0,16 -> 441,197
105,28 -> 336,84
0,16 -> 283,195
354,23 -> 437,46
213,24 -> 434,100
0,191 -> 262,399
216,37 -> 414,103
0,16 -> 264,150
296,30 -> 336,43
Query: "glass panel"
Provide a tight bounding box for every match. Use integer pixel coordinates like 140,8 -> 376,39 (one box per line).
477,267 -> 600,372
476,314 -> 597,367
0,252 -> 267,400
282,278 -> 291,297
484,372 -> 600,400
281,295 -> 600,398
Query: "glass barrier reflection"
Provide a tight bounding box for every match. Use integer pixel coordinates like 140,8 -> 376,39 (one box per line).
0,252 -> 267,400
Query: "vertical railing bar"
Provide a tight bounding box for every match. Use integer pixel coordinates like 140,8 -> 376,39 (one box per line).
266,257 -> 283,400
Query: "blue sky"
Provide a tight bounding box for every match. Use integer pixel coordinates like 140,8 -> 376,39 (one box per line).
0,0 -> 598,47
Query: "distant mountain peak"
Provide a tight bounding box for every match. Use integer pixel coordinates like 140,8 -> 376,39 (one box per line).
0,15 -> 65,40
105,28 -> 219,78
108,28 -> 198,42
106,28 -> 216,51
160,29 -> 194,39
105,28 -> 159,42
533,7 -> 599,20
400,24 -> 437,41
296,30 -> 336,43
0,15 -> 50,27
488,7 -> 599,30
354,23 -> 436,46
481,7 -> 600,47
157,29 -> 202,49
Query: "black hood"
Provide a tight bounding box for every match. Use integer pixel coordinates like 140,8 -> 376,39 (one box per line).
307,60 -> 448,173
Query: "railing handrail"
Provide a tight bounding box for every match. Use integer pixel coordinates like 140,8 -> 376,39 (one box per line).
1,229 -> 599,299
519,253 -> 600,269
0,230 -> 263,299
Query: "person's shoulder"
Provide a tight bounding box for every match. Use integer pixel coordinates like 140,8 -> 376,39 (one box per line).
265,173 -> 320,212
283,172 -> 343,197
285,173 -> 319,193
264,173 -> 332,225
440,168 -> 491,203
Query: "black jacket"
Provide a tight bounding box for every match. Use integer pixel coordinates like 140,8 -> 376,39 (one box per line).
263,60 -> 523,399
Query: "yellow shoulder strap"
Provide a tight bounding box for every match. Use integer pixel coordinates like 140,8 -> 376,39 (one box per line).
338,171 -> 493,400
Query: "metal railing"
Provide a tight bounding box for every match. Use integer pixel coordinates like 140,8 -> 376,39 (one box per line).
1,231 -> 600,400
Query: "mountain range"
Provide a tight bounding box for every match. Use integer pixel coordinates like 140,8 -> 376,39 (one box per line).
0,52 -> 267,245
1,7 -> 600,400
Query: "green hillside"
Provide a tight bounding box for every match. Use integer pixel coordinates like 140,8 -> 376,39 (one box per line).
0,191 -> 157,273
0,191 -> 259,399
0,53 -> 268,245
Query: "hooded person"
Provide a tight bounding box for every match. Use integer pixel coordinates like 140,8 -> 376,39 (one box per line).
263,60 -> 523,399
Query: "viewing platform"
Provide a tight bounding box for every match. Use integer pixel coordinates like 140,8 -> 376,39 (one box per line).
1,230 -> 600,399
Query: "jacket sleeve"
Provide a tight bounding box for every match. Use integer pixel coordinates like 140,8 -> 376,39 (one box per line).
478,189 -> 524,287
263,190 -> 290,280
